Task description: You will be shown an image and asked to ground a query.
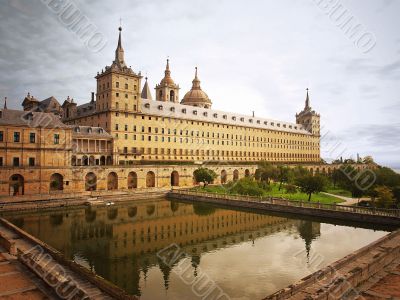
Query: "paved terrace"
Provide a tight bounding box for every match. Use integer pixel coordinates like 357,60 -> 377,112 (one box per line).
168,189 -> 400,226
0,218 -> 137,300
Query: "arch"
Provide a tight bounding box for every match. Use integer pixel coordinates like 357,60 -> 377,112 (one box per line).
221,170 -> 227,184
107,172 -> 118,190
106,156 -> 113,165
245,169 -> 250,177
146,204 -> 155,216
100,156 -> 106,166
128,172 -> 138,189
85,208 -> 97,223
85,172 -> 97,191
128,207 -> 137,218
233,169 -> 239,181
9,174 -> 24,196
146,171 -> 156,188
309,168 -> 314,175
82,155 -> 89,166
107,208 -> 118,220
71,156 -> 77,166
89,156 -> 95,166
171,171 -> 179,186
50,173 -> 64,191
170,90 -> 175,102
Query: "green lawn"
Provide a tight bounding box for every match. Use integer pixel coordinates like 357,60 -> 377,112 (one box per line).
192,183 -> 344,204
325,187 -> 353,198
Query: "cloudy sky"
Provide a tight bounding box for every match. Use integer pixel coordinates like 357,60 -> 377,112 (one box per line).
0,0 -> 399,168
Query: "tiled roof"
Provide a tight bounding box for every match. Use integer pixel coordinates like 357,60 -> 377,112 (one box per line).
0,109 -> 69,129
70,125 -> 112,139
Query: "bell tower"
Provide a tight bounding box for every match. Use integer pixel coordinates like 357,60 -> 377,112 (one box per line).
155,59 -> 180,103
296,89 -> 320,136
95,26 -> 142,123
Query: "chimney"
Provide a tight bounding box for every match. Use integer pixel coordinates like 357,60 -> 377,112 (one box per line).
91,92 -> 95,103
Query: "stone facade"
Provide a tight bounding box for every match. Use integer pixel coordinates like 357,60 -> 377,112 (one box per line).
0,27 -> 328,198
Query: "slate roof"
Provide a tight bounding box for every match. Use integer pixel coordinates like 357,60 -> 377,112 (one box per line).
0,109 -> 69,129
70,126 -> 112,139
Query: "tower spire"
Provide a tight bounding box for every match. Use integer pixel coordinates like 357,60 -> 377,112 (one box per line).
165,58 -> 171,77
114,26 -> 126,68
305,88 -> 310,110
192,67 -> 201,89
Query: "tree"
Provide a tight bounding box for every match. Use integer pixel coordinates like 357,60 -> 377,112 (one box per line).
375,186 -> 394,208
297,175 -> 327,201
363,156 -> 374,164
285,184 -> 297,194
193,168 -> 217,188
230,178 -> 264,196
255,162 -> 278,184
275,166 -> 292,191
392,186 -> 400,207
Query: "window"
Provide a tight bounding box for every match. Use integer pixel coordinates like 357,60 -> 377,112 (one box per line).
0,131 -> 3,142
13,157 -> 19,167
28,157 -> 35,166
14,132 -> 20,143
125,83 -> 128,89
54,134 -> 60,144
116,82 -> 119,88
116,93 -> 119,97
0,157 -> 3,166
29,133 -> 36,143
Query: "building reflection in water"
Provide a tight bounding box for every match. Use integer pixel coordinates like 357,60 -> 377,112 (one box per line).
6,198 -> 319,296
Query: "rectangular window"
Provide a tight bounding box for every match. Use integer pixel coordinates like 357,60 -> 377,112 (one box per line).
116,82 -> 119,88
0,157 -> 3,166
28,157 -> 35,166
54,134 -> 60,144
0,131 -> 3,142
14,132 -> 20,143
30,133 -> 36,143
13,157 -> 19,167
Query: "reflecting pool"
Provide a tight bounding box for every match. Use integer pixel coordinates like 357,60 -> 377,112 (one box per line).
2,198 -> 390,300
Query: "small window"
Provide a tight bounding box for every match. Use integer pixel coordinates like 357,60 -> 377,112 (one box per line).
29,133 -> 36,143
232,116 -> 236,121
240,117 -> 244,122
0,157 -> 3,166
158,105 -> 163,110
213,113 -> 218,118
182,109 -> 186,113
54,134 -> 60,144
0,131 -> 3,142
144,103 -> 150,108
28,157 -> 35,167
223,115 -> 227,119
249,119 -> 253,123
14,132 -> 20,143
203,112 -> 208,117
193,110 -> 197,115
13,157 -> 19,167
170,107 -> 175,112
264,121 -> 268,125
116,82 -> 119,88
256,120 -> 260,124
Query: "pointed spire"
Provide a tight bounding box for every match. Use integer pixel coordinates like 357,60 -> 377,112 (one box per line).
192,67 -> 201,89
114,26 -> 126,68
305,88 -> 310,110
164,59 -> 171,77
4,97 -> 7,110
141,77 -> 153,100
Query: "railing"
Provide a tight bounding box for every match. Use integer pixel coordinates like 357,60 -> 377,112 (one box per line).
170,189 -> 400,218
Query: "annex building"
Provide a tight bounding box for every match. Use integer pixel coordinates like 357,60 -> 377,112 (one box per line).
0,27 -> 325,197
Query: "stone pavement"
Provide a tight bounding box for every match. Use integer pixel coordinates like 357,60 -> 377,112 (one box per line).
0,245 -> 56,299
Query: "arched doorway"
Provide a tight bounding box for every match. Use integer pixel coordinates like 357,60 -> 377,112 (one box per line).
50,173 -> 64,191
171,171 -> 179,186
100,156 -> 106,165
233,169 -> 239,181
85,172 -> 97,191
9,174 -> 24,196
106,156 -> 113,165
107,172 -> 118,190
89,156 -> 95,166
146,171 -> 156,188
245,169 -> 250,177
82,156 -> 89,166
128,172 -> 138,189
221,170 -> 227,184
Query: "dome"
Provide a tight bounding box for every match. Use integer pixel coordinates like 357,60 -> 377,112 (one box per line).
159,59 -> 176,86
181,68 -> 212,108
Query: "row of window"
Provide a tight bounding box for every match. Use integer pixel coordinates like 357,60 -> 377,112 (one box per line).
0,131 -> 60,144
98,81 -> 137,91
0,157 -> 35,167
119,147 -> 319,158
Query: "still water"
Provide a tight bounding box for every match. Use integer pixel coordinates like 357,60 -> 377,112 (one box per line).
2,198 -> 389,300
